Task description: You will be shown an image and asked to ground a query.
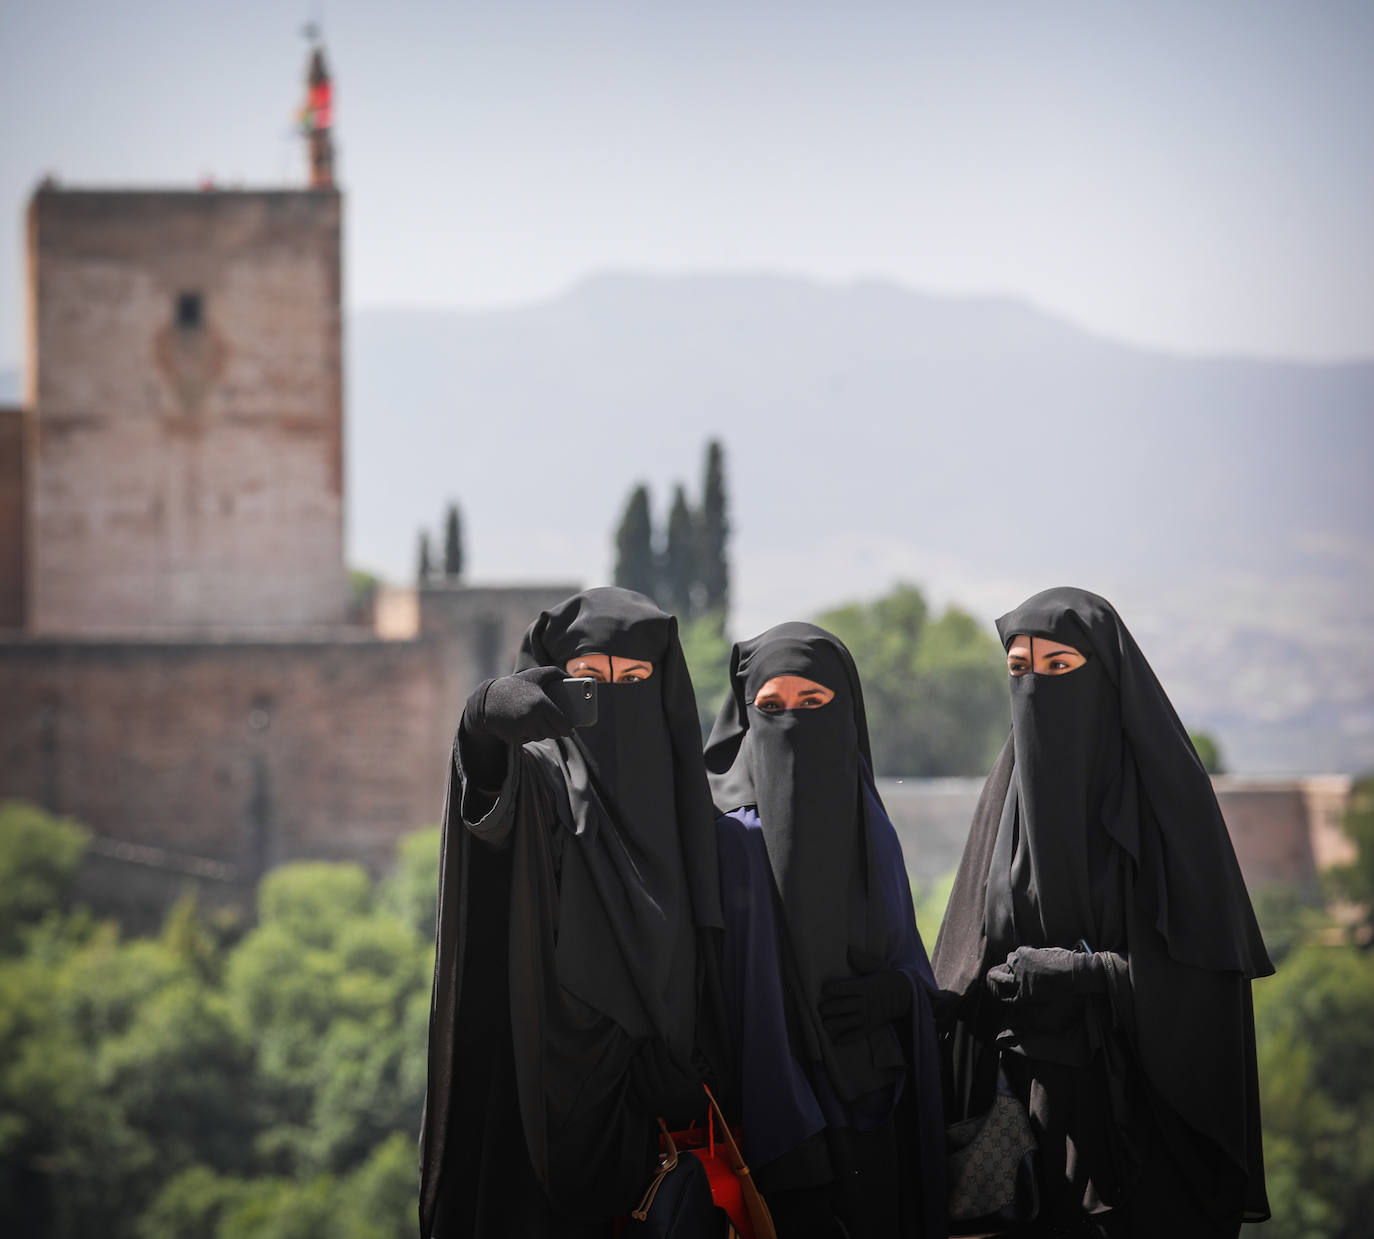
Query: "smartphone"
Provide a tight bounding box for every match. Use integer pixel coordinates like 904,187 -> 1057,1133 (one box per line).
549,676 -> 598,728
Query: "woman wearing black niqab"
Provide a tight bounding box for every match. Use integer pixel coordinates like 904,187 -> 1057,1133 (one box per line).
705,622 -> 946,1239
418,587 -> 724,1238
933,587 -> 1272,1238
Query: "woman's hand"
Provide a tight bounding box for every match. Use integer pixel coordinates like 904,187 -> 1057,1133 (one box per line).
465,667 -> 575,746
819,948 -> 911,1044
985,946 -> 1109,1004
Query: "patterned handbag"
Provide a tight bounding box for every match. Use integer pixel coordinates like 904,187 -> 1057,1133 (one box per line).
945,1068 -> 1041,1236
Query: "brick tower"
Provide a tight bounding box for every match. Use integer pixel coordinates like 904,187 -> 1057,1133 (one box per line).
23,49 -> 347,636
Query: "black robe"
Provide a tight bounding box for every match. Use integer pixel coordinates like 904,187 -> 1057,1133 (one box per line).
418,588 -> 723,1238
933,587 -> 1272,1238
705,622 -> 946,1238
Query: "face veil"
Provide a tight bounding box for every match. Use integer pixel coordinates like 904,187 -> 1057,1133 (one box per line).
515,586 -> 724,1049
985,642 -> 1128,954
983,586 -> 1269,976
705,623 -> 907,1102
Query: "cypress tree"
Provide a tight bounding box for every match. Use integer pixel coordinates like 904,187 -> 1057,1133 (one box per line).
662,484 -> 698,620
613,484 -> 658,601
699,440 -> 730,624
443,503 -> 464,579
417,530 -> 432,585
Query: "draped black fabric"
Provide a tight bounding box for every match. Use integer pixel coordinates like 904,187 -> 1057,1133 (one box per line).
705,623 -> 886,1083
933,587 -> 1272,1236
705,623 -> 947,1237
515,585 -> 724,950
419,588 -> 721,1238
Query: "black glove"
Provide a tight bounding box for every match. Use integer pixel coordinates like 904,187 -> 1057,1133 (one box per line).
464,666 -> 575,746
628,1039 -> 703,1125
985,946 -> 1109,1005
818,948 -> 911,1045
931,987 -> 962,1031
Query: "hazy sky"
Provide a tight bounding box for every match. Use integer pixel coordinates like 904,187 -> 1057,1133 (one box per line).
2,0 -> 1372,367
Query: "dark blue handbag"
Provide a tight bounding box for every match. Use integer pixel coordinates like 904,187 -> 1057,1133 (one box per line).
623,1119 -> 733,1239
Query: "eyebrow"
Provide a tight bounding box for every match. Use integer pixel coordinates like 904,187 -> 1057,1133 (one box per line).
1039,648 -> 1079,659
614,660 -> 650,672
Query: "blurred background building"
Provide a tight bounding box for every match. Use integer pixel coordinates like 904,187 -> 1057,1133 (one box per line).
0,46 -> 574,927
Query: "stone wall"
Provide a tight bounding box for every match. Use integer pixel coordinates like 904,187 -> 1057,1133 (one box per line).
26,189 -> 346,634
878,774 -> 1354,891
0,407 -> 24,628
0,583 -> 580,917
0,634 -> 442,877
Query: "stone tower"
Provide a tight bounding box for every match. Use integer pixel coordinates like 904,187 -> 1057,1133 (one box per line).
24,177 -> 346,634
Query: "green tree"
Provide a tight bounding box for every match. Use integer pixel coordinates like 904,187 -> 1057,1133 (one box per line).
678,613 -> 733,738
613,483 -> 658,601
415,531 -> 431,586
1250,882 -> 1329,967
1328,773 -> 1374,945
0,801 -> 89,953
1254,943 -> 1374,1238
818,584 -> 1007,776
661,484 -> 698,620
698,440 -> 729,626
442,503 -> 464,580
378,826 -> 440,940
1189,730 -> 1226,775
347,570 -> 380,626
0,822 -> 442,1239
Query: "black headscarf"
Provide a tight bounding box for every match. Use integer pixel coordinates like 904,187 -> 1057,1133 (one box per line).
420,588 -> 726,1234
934,587 -> 1271,1226
984,586 -> 1269,976
705,622 -> 899,1097
515,586 -> 724,1054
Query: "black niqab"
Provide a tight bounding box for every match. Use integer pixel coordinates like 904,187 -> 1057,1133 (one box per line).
985,654 -> 1127,956
420,587 -> 722,1235
933,587 -> 1271,1232
705,622 -> 898,1098
988,587 -> 1269,977
514,586 -> 724,1053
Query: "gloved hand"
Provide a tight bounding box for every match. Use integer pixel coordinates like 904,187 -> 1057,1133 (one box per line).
464,666 -> 575,746
985,946 -> 1108,1005
818,948 -> 912,1045
628,1038 -> 703,1124
930,987 -> 962,1032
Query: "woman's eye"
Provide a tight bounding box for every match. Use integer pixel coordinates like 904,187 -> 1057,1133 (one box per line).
1008,665 -> 1028,677
757,700 -> 782,713
618,673 -> 642,684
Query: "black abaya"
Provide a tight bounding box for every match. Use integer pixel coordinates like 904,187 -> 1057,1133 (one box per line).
419,588 -> 722,1238
705,623 -> 946,1238
933,587 -> 1272,1237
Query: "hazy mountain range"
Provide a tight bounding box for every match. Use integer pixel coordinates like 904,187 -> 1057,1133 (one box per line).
5,273 -> 1372,774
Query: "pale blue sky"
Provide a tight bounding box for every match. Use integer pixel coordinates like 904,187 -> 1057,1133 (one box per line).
1,0 -> 1371,366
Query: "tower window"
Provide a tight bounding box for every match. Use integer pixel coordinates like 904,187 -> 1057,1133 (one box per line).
176,291 -> 203,330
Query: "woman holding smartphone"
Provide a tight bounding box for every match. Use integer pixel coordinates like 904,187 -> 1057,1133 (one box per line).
934,587 -> 1272,1238
419,587 -> 723,1238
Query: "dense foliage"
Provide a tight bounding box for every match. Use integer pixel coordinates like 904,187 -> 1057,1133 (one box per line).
817,583 -> 1009,777
0,802 -> 438,1239
4,773 -> 1373,1238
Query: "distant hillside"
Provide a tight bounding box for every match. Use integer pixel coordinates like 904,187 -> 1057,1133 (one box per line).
345,273 -> 1373,774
